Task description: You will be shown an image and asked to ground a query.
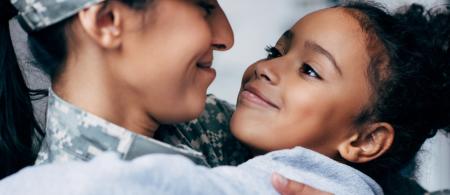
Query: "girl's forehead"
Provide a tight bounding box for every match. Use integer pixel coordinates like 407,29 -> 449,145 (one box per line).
283,7 -> 372,88
292,8 -> 362,33
287,8 -> 369,59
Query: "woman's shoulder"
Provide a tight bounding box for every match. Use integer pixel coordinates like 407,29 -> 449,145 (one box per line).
204,94 -> 235,119
156,94 -> 251,167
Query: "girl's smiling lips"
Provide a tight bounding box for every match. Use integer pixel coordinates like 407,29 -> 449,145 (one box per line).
240,83 -> 280,110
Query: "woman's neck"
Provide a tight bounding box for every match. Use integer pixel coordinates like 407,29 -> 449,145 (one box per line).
53,53 -> 159,138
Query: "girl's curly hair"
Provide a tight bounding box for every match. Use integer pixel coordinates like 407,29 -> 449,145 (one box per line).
339,1 -> 450,193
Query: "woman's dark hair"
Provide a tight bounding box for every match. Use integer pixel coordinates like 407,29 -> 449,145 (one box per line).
29,0 -> 153,78
0,1 -> 47,179
0,0 -> 150,179
338,1 -> 450,194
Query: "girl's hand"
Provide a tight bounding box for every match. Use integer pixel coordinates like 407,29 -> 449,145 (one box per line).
271,173 -> 333,195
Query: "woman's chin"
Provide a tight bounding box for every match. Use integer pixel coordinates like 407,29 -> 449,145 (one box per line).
156,102 -> 205,124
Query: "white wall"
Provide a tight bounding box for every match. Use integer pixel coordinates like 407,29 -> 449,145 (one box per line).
209,0 -> 450,191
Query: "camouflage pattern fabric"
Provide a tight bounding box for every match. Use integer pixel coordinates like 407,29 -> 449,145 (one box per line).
156,95 -> 252,167
36,90 -> 251,167
11,0 -> 103,31
36,89 -> 209,166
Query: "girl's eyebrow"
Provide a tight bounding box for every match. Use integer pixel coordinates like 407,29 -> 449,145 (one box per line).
282,30 -> 294,42
283,29 -> 342,76
279,30 -> 294,54
304,40 -> 343,76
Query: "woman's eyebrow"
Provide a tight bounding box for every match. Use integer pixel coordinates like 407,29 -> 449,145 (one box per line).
304,40 -> 343,76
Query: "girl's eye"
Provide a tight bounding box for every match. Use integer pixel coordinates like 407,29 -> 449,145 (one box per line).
197,1 -> 215,16
300,63 -> 322,80
265,46 -> 282,60
264,46 -> 322,80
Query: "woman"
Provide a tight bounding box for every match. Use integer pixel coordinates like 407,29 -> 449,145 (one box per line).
1,0 -> 242,176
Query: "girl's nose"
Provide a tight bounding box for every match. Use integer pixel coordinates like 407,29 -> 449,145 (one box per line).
254,60 -> 281,85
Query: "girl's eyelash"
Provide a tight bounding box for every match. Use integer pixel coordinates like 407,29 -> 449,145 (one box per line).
264,45 -> 322,80
300,63 -> 322,80
265,46 -> 282,59
197,1 -> 215,15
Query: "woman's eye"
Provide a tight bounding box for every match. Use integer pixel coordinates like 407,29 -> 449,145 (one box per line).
197,1 -> 215,16
300,63 -> 322,79
265,46 -> 282,60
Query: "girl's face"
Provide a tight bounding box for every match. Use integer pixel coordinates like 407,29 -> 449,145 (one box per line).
112,0 -> 233,123
231,8 -> 373,157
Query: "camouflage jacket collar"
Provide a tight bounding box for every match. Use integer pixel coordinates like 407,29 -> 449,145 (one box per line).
36,89 -> 207,165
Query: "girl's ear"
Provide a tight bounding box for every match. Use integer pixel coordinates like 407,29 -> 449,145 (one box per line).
77,2 -> 123,49
337,122 -> 394,163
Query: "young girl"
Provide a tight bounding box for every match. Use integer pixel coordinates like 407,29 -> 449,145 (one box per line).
228,2 -> 450,193
3,1 -> 448,195
160,1 -> 450,193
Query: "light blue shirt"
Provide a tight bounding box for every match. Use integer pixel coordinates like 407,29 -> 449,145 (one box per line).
0,147 -> 383,195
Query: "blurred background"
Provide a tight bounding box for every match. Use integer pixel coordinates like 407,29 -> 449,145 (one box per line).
208,0 -> 450,191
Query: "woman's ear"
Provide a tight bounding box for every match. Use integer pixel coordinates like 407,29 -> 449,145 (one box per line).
337,122 -> 394,163
77,2 -> 123,49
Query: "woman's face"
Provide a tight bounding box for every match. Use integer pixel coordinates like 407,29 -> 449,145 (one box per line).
231,8 -> 373,157
112,0 -> 233,123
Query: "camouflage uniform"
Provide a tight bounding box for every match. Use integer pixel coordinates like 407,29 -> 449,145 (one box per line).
11,0 -> 251,167
11,0 -> 104,31
36,89 -> 251,167
155,95 -> 252,167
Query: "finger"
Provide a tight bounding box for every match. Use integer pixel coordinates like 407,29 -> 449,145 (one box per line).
271,172 -> 333,195
272,172 -> 291,195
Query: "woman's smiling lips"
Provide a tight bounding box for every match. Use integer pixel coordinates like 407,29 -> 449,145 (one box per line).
196,53 -> 216,77
197,62 -> 216,78
197,53 -> 214,69
197,62 -> 213,69
196,57 -> 216,79
240,84 -> 280,110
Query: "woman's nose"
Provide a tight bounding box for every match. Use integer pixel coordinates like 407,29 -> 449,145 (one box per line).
210,5 -> 234,51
